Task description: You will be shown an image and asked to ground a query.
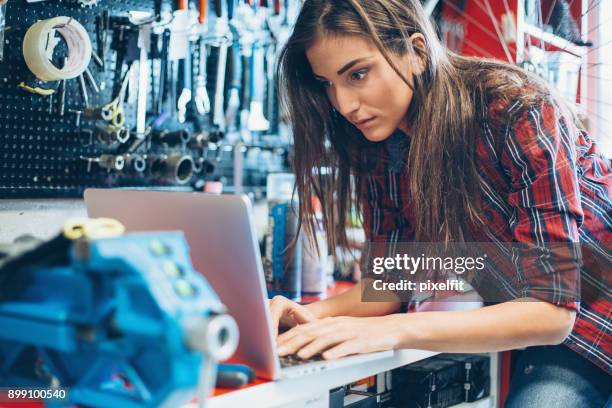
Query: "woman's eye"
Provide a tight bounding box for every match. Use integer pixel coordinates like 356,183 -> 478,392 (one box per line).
316,79 -> 332,88
350,69 -> 368,81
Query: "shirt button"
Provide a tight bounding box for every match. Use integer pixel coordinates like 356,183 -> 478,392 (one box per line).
524,364 -> 534,374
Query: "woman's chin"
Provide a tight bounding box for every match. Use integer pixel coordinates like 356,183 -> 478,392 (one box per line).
361,128 -> 393,143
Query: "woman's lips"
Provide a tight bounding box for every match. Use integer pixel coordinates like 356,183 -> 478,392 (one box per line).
356,117 -> 377,129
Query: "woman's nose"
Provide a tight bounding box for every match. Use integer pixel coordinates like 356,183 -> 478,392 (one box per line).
332,87 -> 359,118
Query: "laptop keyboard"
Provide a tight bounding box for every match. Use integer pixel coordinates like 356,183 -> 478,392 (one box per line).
280,354 -> 324,368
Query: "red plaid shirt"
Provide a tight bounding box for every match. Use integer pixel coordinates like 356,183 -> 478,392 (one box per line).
358,97 -> 612,375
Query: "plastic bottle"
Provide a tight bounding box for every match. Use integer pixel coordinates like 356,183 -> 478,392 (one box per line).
264,173 -> 302,301
301,197 -> 330,298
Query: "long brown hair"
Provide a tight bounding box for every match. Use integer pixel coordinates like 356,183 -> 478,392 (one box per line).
278,0 -> 563,248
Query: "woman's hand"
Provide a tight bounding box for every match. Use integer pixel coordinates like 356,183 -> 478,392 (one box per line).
276,315 -> 403,360
269,295 -> 318,339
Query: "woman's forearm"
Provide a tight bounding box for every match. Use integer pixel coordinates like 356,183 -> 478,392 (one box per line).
305,279 -> 402,318
390,300 -> 576,352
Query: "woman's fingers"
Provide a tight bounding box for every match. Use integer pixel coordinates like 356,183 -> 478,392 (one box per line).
269,296 -> 288,339
286,304 -> 316,326
322,339 -> 362,360
276,326 -> 318,356
277,318 -> 344,356
296,331 -> 350,359
276,317 -> 328,346
269,296 -> 317,339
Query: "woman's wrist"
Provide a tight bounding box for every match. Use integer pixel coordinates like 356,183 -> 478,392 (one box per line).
304,299 -> 335,319
381,313 -> 413,350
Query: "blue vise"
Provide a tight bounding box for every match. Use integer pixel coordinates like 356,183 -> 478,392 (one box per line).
0,219 -> 239,408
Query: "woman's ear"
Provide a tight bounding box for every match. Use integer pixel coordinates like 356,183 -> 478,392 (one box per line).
408,33 -> 427,75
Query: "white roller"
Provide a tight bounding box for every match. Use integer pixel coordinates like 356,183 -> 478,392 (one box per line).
22,16 -> 92,81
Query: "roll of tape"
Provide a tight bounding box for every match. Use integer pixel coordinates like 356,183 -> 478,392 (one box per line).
23,17 -> 92,81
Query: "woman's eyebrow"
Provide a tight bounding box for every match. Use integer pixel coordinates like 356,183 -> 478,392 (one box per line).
337,57 -> 369,75
312,57 -> 372,79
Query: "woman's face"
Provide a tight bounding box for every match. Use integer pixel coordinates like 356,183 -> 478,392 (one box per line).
306,35 -> 420,142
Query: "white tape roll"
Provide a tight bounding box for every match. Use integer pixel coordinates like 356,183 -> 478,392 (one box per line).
23,16 -> 92,81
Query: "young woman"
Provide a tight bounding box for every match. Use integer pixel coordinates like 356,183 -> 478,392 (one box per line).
269,0 -> 611,406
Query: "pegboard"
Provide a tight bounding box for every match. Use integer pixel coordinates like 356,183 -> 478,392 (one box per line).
0,0 -> 230,198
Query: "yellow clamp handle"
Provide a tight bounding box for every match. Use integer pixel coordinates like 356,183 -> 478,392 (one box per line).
18,81 -> 56,96
63,217 -> 125,240
111,103 -> 125,128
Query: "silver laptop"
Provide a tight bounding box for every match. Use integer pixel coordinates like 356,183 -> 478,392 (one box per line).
84,189 -> 392,380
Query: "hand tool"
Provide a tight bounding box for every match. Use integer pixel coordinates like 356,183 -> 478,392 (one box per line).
239,44 -> 253,143
212,43 -> 229,130
153,129 -> 192,146
59,78 -> 66,116
91,51 -> 103,68
0,2 -> 6,61
110,19 -> 138,98
99,68 -> 131,128
170,59 -> 178,119
169,2 -> 190,61
150,153 -> 195,185
177,43 -> 193,124
81,154 -> 125,172
0,225 -> 238,408
211,0 -> 230,130
56,58 -> 67,116
78,73 -> 89,108
194,40 -> 211,115
96,10 -> 109,71
225,0 -> 241,132
264,39 -> 276,132
235,1 -> 256,141
18,76 -> 58,96
136,22 -> 152,138
199,0 -> 207,24
150,31 -> 160,110
99,154 -> 125,171
155,30 -> 170,115
169,3 -> 192,120
124,154 -> 147,173
84,67 -> 100,93
96,14 -> 104,55
247,4 -> 269,132
154,0 -> 163,21
68,109 -> 83,128
95,122 -> 130,145
111,25 -> 127,97
194,0 -> 211,116
224,42 -> 241,133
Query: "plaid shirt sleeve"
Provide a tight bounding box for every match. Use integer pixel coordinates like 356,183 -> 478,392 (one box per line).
500,99 -> 583,309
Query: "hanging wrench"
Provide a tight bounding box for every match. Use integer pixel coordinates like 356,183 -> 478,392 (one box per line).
246,5 -> 269,132
177,42 -> 193,124
170,0 -> 191,121
136,21 -> 152,138
193,0 -> 210,115
194,38 -> 211,115
211,0 -> 231,130
194,0 -> 211,115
